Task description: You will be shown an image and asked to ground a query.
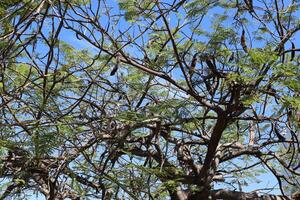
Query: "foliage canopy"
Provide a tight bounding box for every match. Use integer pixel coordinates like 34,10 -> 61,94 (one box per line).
1,0 -> 300,199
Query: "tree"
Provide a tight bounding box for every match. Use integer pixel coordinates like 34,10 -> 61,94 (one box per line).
1,0 -> 300,199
